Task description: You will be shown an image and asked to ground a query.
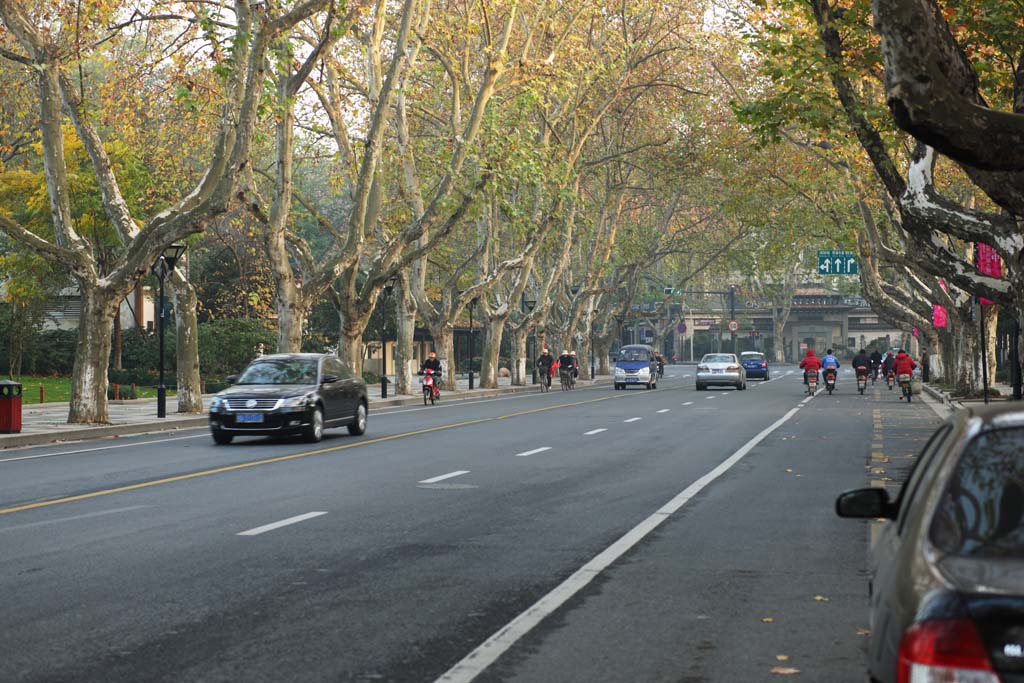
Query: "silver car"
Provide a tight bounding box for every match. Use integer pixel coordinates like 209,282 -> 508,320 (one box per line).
695,353 -> 747,390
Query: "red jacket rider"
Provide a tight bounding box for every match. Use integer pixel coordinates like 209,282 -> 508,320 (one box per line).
893,350 -> 917,376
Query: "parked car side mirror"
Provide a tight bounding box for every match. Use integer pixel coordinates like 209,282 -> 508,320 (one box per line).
322,375 -> 339,384
226,375 -> 238,384
835,487 -> 897,520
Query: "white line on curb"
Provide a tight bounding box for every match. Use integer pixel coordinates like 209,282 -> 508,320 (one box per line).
515,447 -> 551,457
434,401 -> 808,683
583,428 -> 607,435
238,512 -> 327,537
623,417 -> 643,423
656,409 -> 670,414
419,470 -> 470,484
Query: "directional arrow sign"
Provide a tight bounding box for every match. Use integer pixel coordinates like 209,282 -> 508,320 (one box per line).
817,250 -> 858,275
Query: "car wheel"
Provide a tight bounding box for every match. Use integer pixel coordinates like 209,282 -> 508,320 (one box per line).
212,429 -> 233,445
348,401 -> 367,436
764,373 -> 770,381
696,383 -> 704,391
303,405 -> 324,443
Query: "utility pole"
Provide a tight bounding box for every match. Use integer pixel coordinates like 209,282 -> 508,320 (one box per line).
729,285 -> 737,355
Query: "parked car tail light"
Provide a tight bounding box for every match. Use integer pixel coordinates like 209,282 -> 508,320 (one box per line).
726,365 -> 740,372
761,361 -> 767,368
697,365 -> 709,372
897,618 -> 1000,683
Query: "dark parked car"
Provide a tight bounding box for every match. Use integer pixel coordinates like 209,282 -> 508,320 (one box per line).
740,351 -> 769,380
836,404 -> 1024,683
209,353 -> 368,445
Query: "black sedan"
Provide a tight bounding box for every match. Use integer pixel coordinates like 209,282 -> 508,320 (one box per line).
836,404 -> 1024,683
209,353 -> 368,445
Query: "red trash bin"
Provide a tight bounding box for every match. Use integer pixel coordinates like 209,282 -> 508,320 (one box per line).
0,380 -> 23,433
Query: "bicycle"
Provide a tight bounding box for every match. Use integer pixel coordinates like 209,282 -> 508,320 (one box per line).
560,368 -> 575,391
539,367 -> 552,392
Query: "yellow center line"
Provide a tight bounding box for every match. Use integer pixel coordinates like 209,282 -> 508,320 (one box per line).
0,393 -> 623,516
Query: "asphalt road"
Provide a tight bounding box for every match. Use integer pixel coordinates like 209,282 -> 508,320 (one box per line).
0,366 -> 944,682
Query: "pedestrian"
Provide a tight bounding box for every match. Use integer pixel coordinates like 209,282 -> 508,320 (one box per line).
920,348 -> 930,382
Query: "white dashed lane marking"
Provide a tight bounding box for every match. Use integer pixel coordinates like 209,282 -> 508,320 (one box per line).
584,428 -> 607,435
623,417 -> 643,423
657,409 -> 670,414
238,512 -> 327,537
419,471 -> 470,484
516,447 -> 552,457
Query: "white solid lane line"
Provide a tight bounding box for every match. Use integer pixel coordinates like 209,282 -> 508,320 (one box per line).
681,402 -> 694,406
419,470 -> 470,484
0,505 -> 150,533
237,511 -> 327,537
583,428 -> 607,435
623,417 -> 643,423
515,447 -> 551,457
656,409 -> 670,414
435,401 -> 808,683
0,433 -> 207,464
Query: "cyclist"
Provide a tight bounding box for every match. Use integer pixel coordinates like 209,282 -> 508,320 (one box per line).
655,352 -> 665,378
558,350 -> 575,387
869,348 -> 883,382
570,350 -> 580,379
420,351 -> 443,390
536,348 -> 555,388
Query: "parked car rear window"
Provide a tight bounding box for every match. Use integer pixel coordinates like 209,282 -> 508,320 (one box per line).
617,349 -> 650,362
930,427 -> 1024,559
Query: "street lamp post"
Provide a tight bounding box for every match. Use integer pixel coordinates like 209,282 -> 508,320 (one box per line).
468,297 -> 477,390
152,244 -> 186,419
380,276 -> 398,399
590,319 -> 597,379
524,298 -> 537,384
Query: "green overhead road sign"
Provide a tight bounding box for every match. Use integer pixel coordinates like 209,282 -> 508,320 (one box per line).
818,250 -> 858,276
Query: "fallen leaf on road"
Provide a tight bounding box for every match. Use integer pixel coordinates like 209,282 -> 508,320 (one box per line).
761,617 -> 775,623
776,655 -> 790,661
770,667 -> 801,675
813,595 -> 830,602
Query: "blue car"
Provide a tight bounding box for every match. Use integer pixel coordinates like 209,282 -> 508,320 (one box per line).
740,351 -> 769,380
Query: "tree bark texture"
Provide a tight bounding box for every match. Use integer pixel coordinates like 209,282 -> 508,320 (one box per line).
479,318 -> 505,389
170,272 -> 203,413
394,280 -> 417,395
68,288 -> 119,423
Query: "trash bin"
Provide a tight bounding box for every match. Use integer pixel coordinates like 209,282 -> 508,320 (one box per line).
0,380 -> 22,434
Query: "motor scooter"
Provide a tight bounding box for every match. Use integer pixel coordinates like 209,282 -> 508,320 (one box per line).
823,367 -> 837,395
856,366 -> 869,395
898,373 -> 913,402
805,370 -> 818,395
886,371 -> 895,390
419,369 -> 441,405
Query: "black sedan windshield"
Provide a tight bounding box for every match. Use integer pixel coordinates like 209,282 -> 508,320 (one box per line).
237,359 -> 318,385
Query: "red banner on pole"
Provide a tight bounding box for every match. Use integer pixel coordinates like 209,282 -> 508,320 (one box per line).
977,243 -> 1002,305
933,305 -> 947,328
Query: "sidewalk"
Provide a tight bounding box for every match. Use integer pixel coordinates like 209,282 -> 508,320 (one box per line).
0,374 -> 613,449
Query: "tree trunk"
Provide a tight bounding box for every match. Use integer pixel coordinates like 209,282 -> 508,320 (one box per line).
511,328 -> 528,385
985,305 -> 999,388
337,328 -> 364,377
276,289 -> 307,354
596,336 -> 612,375
69,288 -> 119,424
170,273 -> 203,414
480,318 -> 505,389
394,281 -> 417,395
430,324 -> 455,391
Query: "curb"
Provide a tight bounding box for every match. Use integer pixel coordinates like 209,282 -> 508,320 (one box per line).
1,378 -> 614,449
921,383 -> 959,411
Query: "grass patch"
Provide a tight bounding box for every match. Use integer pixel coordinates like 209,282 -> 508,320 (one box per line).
8,376 -> 174,404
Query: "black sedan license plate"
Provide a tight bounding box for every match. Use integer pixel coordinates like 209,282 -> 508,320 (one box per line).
237,413 -> 264,424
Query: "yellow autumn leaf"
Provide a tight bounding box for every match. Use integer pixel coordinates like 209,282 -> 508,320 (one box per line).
762,617 -> 775,623
776,655 -> 790,661
813,595 -> 829,602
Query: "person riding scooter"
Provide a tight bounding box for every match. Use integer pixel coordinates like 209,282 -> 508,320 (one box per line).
893,349 -> 917,400
799,348 -> 822,387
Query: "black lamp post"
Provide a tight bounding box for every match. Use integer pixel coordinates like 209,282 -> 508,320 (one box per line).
524,298 -> 537,384
380,276 -> 398,399
152,244 -> 186,418
468,297 -> 477,390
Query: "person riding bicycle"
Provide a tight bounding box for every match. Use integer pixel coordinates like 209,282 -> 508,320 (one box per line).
558,350 -> 575,384
570,350 -> 580,379
799,348 -> 822,385
851,348 -> 871,380
536,348 -> 555,387
655,352 -> 665,378
869,349 -> 883,380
